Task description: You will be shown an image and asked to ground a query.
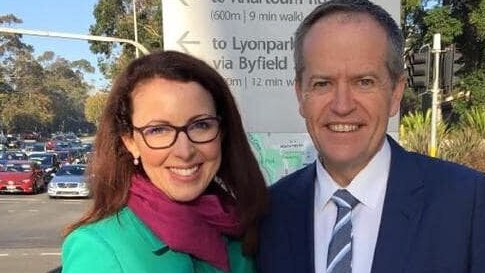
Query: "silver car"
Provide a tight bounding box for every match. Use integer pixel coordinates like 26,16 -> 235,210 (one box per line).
48,164 -> 89,198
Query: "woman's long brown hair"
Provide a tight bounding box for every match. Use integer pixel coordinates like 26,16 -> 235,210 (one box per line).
63,50 -> 268,255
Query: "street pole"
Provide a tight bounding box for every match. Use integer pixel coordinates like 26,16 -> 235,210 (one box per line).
429,33 -> 441,157
0,27 -> 149,55
133,0 -> 139,58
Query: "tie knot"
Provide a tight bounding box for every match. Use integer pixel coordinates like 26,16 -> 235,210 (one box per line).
331,189 -> 359,209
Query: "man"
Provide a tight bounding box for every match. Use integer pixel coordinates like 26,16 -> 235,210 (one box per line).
257,1 -> 485,273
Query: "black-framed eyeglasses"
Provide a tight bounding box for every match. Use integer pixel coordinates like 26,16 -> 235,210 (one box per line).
132,116 -> 221,149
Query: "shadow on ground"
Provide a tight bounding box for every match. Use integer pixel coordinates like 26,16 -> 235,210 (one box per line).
47,266 -> 62,273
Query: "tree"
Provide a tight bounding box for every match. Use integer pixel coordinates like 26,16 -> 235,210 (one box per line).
43,56 -> 93,133
84,92 -> 109,127
1,15 -> 95,134
453,69 -> 485,117
402,0 -> 485,122
89,0 -> 162,79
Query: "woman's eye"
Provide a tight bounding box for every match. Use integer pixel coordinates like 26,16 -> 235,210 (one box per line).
143,125 -> 171,135
191,120 -> 212,130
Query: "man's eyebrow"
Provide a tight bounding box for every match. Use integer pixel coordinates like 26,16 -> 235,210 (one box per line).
308,75 -> 331,81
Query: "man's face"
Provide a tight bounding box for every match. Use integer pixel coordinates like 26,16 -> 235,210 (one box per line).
295,14 -> 404,185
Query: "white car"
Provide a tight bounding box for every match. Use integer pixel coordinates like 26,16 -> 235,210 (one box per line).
48,164 -> 89,198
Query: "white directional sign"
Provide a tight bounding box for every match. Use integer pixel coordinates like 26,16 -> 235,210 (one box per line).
162,0 -> 400,134
162,0 -> 401,183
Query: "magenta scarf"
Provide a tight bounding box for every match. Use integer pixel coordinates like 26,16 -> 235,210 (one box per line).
127,175 -> 242,272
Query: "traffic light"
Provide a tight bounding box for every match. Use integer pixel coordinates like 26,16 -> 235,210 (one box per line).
441,45 -> 464,94
407,50 -> 432,91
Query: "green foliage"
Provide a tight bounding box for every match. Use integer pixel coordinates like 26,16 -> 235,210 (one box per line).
403,0 -> 485,69
89,0 -> 125,56
0,17 -> 95,134
84,92 -> 109,126
403,0 -> 485,138
453,69 -> 485,116
460,106 -> 485,137
399,110 -> 448,156
42,57 -> 91,133
469,0 -> 485,40
89,0 -> 162,79
439,126 -> 485,172
400,88 -> 422,117
400,108 -> 485,172
423,6 -> 463,44
402,0 -> 421,13
0,91 -> 53,132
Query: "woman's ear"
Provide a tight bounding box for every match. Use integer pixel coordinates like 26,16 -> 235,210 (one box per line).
121,133 -> 140,158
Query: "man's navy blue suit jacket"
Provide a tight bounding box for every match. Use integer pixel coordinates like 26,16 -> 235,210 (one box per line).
257,136 -> 485,273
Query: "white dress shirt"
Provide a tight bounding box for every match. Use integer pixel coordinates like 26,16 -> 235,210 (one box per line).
314,139 -> 391,273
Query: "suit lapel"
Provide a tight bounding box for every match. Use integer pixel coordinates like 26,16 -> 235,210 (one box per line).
371,137 -> 425,273
285,163 -> 317,273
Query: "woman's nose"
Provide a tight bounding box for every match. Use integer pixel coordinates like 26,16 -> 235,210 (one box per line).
171,131 -> 195,160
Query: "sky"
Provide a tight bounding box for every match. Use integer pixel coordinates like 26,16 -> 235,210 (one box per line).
0,0 -> 108,89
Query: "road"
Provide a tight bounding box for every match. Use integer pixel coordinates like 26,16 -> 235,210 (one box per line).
0,193 -> 89,273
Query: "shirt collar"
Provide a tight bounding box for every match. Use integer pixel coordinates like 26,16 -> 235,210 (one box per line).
315,139 -> 391,210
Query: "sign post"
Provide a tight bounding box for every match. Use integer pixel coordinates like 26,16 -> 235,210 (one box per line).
429,33 -> 441,157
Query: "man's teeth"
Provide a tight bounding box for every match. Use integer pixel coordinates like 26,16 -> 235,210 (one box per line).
329,124 -> 358,132
170,166 -> 198,176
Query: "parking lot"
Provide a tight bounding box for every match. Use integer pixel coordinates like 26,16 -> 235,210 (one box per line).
0,192 -> 89,273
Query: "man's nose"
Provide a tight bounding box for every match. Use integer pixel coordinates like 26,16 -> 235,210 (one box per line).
330,82 -> 356,115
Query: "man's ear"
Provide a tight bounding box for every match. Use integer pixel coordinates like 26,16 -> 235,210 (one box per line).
295,80 -> 306,118
389,76 -> 406,117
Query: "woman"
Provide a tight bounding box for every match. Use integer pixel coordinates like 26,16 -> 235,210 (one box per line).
61,51 -> 268,273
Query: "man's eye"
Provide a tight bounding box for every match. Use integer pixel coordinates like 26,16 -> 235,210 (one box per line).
143,125 -> 172,135
357,78 -> 375,89
313,80 -> 329,88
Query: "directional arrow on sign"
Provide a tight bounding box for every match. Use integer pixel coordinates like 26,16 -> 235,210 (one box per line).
177,31 -> 200,53
179,0 -> 198,6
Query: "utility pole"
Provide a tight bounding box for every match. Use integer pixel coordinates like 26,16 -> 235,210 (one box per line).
0,27 -> 149,55
133,0 -> 139,58
429,33 -> 441,157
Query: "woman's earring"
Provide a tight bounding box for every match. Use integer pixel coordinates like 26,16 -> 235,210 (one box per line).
133,156 -> 140,166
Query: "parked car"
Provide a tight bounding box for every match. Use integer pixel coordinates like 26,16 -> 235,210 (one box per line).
28,152 -> 61,173
20,131 -> 40,141
0,150 -> 28,161
24,142 -> 47,155
6,134 -> 21,149
0,160 -> 46,194
48,164 -> 89,198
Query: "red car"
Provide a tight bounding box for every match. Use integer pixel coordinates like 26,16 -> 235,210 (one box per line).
0,160 -> 46,194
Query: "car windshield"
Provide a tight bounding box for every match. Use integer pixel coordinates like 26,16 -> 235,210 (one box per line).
57,153 -> 69,162
56,165 -> 86,176
28,155 -> 52,165
0,152 -> 28,160
32,144 -> 45,151
1,164 -> 32,172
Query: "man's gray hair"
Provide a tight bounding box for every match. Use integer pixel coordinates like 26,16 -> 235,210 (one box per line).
294,0 -> 404,86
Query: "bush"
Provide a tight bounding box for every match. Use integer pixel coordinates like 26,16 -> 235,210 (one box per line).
400,110 -> 447,156
440,127 -> 485,172
460,106 -> 485,138
400,109 -> 485,172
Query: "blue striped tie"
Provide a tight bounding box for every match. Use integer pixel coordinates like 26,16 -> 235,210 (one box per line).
327,189 -> 359,273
